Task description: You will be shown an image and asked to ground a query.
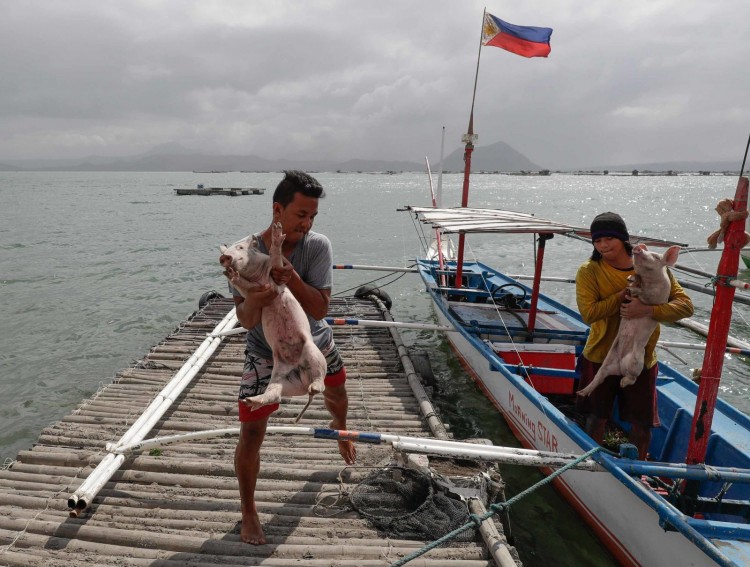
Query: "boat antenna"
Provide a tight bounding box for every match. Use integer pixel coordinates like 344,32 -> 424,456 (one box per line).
455,8 -> 485,287
739,131 -> 750,179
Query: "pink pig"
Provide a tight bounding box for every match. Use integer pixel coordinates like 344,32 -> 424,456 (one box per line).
577,244 -> 681,397
219,222 -> 326,418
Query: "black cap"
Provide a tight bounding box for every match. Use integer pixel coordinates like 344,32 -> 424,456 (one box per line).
590,212 -> 629,242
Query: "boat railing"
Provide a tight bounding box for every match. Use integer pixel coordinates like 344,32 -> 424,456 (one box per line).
460,320 -> 586,343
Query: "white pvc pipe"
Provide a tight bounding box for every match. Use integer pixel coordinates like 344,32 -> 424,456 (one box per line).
115,425 -> 602,471
116,427 -> 241,454
210,327 -> 247,337
332,264 -> 417,273
325,318 -> 457,333
391,440 -> 603,471
211,318 -> 457,338
68,308 -> 238,510
508,274 -> 576,283
114,309 -> 237,449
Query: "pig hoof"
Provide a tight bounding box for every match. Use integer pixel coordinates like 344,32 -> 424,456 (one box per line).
576,387 -> 592,397
620,376 -> 637,388
243,394 -> 280,411
271,222 -> 285,247
309,382 -> 325,396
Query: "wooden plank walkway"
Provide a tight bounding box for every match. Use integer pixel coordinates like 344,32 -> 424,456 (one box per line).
0,296 -> 519,566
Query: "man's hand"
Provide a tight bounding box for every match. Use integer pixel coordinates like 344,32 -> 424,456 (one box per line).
270,258 -> 294,286
620,296 -> 654,319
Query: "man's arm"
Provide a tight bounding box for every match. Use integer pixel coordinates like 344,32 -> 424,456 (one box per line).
269,234 -> 332,321
270,260 -> 329,320
225,267 -> 278,330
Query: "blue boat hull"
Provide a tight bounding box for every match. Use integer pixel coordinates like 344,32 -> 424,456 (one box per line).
418,258 -> 750,566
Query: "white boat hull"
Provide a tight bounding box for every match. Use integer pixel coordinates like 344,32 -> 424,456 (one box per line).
430,295 -> 723,567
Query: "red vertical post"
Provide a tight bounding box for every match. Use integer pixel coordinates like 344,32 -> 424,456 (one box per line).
455,133 -> 474,288
527,234 -> 552,336
685,176 -> 748,465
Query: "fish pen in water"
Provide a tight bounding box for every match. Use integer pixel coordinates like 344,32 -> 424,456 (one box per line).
0,295 -> 520,566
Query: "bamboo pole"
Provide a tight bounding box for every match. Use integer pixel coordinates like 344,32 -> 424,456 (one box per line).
210,318 -> 457,338
467,499 -> 518,567
115,425 -> 602,471
67,308 -> 238,512
0,517 -> 488,559
675,318 -> 750,350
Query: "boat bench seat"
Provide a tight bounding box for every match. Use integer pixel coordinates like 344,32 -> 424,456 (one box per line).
448,302 -> 588,343
490,343 -> 582,395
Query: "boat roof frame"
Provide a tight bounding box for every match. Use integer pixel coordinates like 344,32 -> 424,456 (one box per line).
406,206 -> 687,248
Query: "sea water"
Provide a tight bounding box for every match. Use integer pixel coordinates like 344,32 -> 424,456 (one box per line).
2,170 -> 748,566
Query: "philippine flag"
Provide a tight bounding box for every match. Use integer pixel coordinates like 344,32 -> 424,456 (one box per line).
482,13 -> 553,58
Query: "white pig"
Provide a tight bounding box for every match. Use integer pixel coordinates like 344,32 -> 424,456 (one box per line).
577,244 -> 680,396
219,222 -> 326,417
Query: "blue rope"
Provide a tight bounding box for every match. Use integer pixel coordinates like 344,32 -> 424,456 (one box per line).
389,447 -> 602,567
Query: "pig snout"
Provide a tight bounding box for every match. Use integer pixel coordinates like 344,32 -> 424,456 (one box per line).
219,254 -> 233,268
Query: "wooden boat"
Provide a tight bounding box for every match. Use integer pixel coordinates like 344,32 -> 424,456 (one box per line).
404,200 -> 750,566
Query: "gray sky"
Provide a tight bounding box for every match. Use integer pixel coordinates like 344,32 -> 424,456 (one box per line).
2,1 -> 748,168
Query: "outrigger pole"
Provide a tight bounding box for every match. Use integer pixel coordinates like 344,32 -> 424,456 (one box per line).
425,156 -> 447,285
455,8 -> 485,288
686,134 -> 750,466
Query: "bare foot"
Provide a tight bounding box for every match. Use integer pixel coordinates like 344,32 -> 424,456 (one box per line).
240,505 -> 266,545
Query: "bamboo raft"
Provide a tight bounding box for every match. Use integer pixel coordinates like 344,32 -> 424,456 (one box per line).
0,295 -> 519,566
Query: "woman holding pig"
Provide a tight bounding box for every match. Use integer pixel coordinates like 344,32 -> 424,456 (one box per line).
574,212 -> 693,459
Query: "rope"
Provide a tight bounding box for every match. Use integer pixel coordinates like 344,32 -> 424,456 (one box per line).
389,446 -> 602,566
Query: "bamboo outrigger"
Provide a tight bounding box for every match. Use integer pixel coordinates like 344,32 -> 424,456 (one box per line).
0,295 -> 523,566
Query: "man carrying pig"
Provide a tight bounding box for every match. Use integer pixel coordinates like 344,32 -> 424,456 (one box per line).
575,212 -> 693,459
225,170 -> 355,545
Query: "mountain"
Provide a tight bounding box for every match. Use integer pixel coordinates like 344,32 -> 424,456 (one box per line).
0,151 -> 427,173
2,141 -> 735,173
440,140 -> 542,173
0,140 -> 541,173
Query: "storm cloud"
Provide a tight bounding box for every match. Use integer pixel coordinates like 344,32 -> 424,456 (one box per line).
1,1 -> 748,169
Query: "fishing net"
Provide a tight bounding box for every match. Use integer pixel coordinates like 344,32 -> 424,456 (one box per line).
349,465 -> 480,542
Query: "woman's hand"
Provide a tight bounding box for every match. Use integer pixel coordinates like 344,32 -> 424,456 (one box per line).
620,296 -> 654,319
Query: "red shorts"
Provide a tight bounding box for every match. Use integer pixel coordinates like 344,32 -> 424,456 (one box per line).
238,345 -> 347,422
575,357 -> 660,428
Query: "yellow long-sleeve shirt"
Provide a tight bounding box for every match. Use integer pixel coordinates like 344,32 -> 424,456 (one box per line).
575,259 -> 694,368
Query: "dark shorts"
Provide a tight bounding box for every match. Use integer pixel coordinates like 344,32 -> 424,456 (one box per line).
238,343 -> 346,422
575,357 -> 660,428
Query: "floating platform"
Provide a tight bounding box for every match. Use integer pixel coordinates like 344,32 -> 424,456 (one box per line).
175,186 -> 265,196
0,296 -> 519,566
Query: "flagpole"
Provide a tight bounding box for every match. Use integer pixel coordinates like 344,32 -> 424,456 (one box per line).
455,9 -> 485,288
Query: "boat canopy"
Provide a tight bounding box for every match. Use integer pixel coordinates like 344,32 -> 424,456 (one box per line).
406,206 -> 687,248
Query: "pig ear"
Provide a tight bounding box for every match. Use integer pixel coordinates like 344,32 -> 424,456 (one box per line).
663,245 -> 681,267
219,244 -> 228,254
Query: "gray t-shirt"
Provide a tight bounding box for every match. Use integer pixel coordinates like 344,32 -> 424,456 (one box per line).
230,229 -> 333,359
